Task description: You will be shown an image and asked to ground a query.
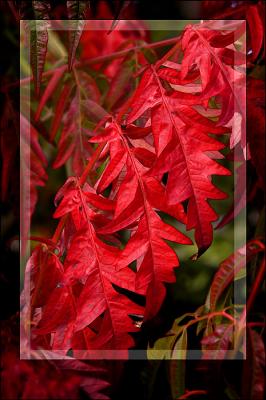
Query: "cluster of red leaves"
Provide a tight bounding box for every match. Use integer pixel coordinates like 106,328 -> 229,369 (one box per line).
1,351 -> 81,399
80,20 -> 148,78
1,318 -> 111,399
202,0 -> 265,63
1,96 -> 49,253
22,20 -> 255,355
201,0 -> 265,198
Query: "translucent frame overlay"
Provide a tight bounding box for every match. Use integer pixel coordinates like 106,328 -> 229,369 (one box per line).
20,20 -> 246,360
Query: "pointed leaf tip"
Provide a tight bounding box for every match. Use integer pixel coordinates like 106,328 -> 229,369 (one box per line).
67,1 -> 87,71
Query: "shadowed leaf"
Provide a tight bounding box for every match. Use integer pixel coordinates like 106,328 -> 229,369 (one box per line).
67,0 -> 87,70
27,1 -> 51,96
208,239 -> 265,311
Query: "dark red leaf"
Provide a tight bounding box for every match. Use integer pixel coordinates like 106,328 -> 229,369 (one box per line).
35,68 -> 65,121
66,1 -> 87,70
209,240 -> 265,311
50,84 -> 72,142
242,328 -> 265,400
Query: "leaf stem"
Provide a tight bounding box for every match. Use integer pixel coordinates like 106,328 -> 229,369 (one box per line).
73,68 -> 85,168
229,257 -> 265,358
247,322 -> 265,328
155,39 -> 181,69
5,36 -> 182,92
52,215 -> 68,244
177,390 -> 208,399
246,257 -> 265,315
180,311 -> 236,333
79,142 -> 106,186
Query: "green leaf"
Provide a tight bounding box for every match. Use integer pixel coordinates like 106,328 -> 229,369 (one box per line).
224,385 -> 241,400
169,329 -> 187,399
66,1 -> 87,70
172,313 -> 194,334
147,334 -> 176,360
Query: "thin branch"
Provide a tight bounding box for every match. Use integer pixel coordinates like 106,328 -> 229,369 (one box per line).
178,390 -> 208,399
79,142 -> 106,186
52,215 -> 68,244
3,36 -> 181,92
174,311 -> 236,337
229,258 -> 265,358
248,322 -> 265,328
246,257 -> 266,315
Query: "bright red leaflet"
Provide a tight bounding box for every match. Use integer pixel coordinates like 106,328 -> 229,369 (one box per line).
31,179 -> 143,351
126,65 -> 230,257
91,120 -> 191,318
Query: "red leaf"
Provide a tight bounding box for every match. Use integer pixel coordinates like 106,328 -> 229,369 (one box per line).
216,160 -> 245,229
104,53 -> 135,110
126,68 -> 162,125
2,318 -> 111,400
158,66 -> 199,85
64,226 -> 142,349
96,150 -> 127,193
181,25 -> 246,154
201,324 -> 233,360
94,121 -> 191,320
30,246 -> 64,308
128,66 -> 230,256
22,21 -> 252,355
27,20 -> 50,96
20,114 -> 48,254
66,1 -> 87,70
208,240 -> 265,311
242,328 -> 265,400
1,100 -> 19,201
34,179 -> 143,350
247,78 -> 265,189
246,4 -> 264,61
50,84 -> 72,142
34,285 -> 75,338
53,95 -> 94,176
35,68 -> 65,121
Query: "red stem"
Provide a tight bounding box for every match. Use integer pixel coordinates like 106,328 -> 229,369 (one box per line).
246,257 -> 266,315
3,36 -> 181,92
155,39 -> 181,69
52,215 -> 68,244
79,142 -> 106,186
50,84 -> 72,142
178,390 -> 208,399
247,322 -> 265,328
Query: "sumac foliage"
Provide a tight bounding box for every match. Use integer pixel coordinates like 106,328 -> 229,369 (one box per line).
1,1 -> 265,399
20,18 -> 251,354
